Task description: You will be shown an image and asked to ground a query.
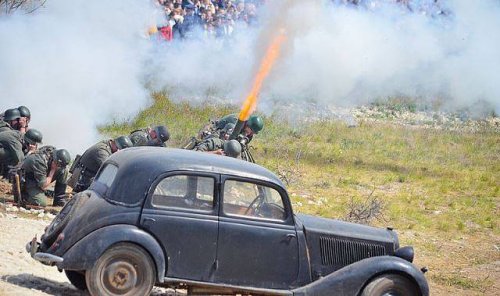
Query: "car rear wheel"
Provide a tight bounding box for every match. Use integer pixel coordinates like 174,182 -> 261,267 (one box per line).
361,274 -> 418,296
41,193 -> 89,247
85,243 -> 156,296
65,270 -> 87,290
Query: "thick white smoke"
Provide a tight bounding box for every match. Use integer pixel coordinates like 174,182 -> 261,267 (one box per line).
150,0 -> 500,115
0,0 -> 155,154
269,0 -> 500,114
1,0 -> 498,156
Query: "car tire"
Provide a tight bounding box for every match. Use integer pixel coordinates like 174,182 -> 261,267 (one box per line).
41,193 -> 89,247
85,243 -> 156,296
65,270 -> 87,290
361,274 -> 418,296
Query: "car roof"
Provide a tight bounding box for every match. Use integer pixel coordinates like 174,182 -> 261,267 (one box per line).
101,147 -> 285,204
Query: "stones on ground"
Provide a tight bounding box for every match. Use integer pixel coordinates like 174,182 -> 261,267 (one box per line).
6,206 -> 19,212
37,213 -> 45,218
45,213 -> 55,219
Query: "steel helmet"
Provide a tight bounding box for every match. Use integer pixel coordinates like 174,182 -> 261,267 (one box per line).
222,123 -> 235,134
114,136 -> 133,150
154,125 -> 170,143
24,129 -> 43,145
53,149 -> 71,167
4,108 -> 21,121
223,140 -> 241,158
247,115 -> 264,134
17,106 -> 31,118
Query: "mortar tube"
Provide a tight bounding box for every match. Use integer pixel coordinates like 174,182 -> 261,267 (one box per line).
230,119 -> 246,140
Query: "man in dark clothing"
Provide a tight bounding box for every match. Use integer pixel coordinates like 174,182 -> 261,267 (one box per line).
17,106 -> 31,134
71,136 -> 133,193
130,125 -> 170,147
0,129 -> 43,178
215,113 -> 264,142
21,146 -> 71,207
0,109 -> 24,133
193,123 -> 241,158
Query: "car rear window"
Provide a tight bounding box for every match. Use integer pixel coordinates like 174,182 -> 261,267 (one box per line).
91,164 -> 118,196
152,175 -> 215,212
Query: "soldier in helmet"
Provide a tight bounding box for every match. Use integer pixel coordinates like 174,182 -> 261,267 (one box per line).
21,146 -> 71,207
0,108 -> 24,133
214,114 -> 264,143
0,129 -> 43,178
17,106 -> 31,133
71,136 -> 133,193
130,125 -> 170,147
193,123 -> 241,158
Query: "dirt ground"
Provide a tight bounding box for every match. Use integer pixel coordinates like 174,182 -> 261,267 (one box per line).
0,180 -> 498,296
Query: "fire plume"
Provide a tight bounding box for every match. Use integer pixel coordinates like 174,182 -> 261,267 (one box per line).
238,31 -> 286,121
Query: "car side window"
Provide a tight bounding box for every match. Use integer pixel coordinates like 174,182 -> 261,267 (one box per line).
223,180 -> 286,221
152,175 -> 214,212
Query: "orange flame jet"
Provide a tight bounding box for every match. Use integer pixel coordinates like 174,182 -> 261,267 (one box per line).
238,31 -> 286,121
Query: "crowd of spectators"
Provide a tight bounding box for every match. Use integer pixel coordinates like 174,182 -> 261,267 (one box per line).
152,0 -> 265,41
151,0 -> 445,42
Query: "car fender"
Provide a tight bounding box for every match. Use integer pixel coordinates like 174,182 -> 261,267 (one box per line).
292,256 -> 429,296
58,224 -> 166,283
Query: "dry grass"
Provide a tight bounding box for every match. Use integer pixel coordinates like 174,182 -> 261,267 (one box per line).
99,92 -> 499,295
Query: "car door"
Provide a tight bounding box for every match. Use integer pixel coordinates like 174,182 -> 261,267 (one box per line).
141,172 -> 219,282
215,176 -> 299,289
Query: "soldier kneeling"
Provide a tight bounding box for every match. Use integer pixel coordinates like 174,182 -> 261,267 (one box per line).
21,146 -> 71,207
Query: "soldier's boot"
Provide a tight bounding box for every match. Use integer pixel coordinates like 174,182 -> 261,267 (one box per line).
52,195 -> 68,207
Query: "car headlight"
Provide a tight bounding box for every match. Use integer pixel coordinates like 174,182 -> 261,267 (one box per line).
395,246 -> 414,263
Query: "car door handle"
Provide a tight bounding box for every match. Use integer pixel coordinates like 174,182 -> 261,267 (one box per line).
286,233 -> 296,239
143,217 -> 156,223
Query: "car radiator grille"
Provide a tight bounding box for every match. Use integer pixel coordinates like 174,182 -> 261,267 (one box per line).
319,236 -> 387,266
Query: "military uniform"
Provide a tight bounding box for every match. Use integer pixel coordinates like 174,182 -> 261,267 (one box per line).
21,146 -> 68,206
73,140 -> 113,192
0,130 -> 25,178
215,114 -> 254,143
194,137 -> 226,152
0,121 -> 14,133
130,128 -> 166,147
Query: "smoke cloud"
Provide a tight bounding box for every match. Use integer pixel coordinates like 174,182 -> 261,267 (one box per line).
0,0 -> 155,154
151,0 -> 500,115
1,0 -> 498,153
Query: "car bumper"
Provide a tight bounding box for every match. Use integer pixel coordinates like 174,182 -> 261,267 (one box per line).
25,236 -> 64,265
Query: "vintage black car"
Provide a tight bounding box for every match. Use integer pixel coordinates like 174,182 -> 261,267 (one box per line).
27,148 -> 429,296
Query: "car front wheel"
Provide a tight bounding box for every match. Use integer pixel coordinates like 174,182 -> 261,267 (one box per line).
85,243 -> 156,296
361,274 -> 418,296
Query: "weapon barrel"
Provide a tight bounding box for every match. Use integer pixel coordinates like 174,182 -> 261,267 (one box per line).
230,119 -> 246,140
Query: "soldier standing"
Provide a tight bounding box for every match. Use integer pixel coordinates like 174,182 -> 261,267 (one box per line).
0,129 -> 43,178
71,136 -> 133,193
21,146 -> 71,207
130,125 -> 170,147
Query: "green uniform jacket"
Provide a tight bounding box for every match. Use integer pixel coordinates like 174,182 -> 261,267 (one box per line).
79,140 -> 113,176
194,137 -> 225,152
0,130 -> 24,166
130,129 -> 150,147
0,121 -> 14,133
22,146 -> 67,189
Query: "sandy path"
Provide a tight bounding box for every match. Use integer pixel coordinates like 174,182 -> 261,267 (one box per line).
0,214 -> 84,296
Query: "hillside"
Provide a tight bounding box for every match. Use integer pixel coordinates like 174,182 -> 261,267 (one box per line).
98,92 -> 500,295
